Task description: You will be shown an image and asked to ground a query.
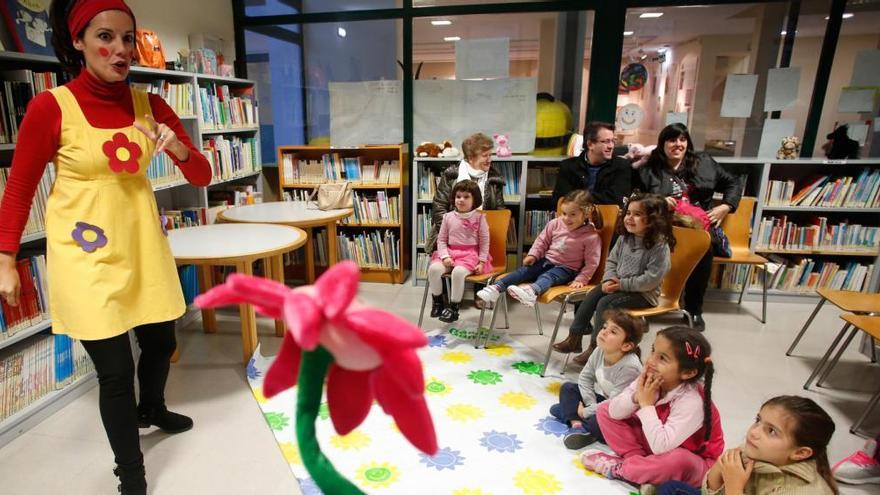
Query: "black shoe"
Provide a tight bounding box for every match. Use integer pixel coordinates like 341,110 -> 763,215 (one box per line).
563,432 -> 597,450
691,315 -> 705,331
113,465 -> 147,495
439,303 -> 460,323
430,295 -> 445,318
138,405 -> 193,434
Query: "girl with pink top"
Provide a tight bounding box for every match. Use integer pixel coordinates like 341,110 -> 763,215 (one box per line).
428,180 -> 493,323
477,189 -> 602,307
581,326 -> 724,488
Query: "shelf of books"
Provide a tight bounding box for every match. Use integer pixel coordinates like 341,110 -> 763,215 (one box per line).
411,155 -> 566,285
277,145 -> 408,283
709,158 -> 880,299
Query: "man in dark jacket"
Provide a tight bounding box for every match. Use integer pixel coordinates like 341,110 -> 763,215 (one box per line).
552,121 -> 638,207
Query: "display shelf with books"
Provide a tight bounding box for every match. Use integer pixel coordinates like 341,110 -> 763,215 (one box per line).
708,158 -> 880,300
277,145 -> 408,283
410,155 -> 566,286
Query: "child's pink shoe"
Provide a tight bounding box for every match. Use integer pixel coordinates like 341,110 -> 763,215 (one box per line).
581,449 -> 623,479
507,285 -> 537,307
833,438 -> 880,485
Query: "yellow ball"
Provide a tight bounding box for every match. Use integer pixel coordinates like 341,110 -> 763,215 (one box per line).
533,94 -> 572,156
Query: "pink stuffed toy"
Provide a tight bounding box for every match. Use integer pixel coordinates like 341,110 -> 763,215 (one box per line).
195,261 -> 438,495
493,133 -> 512,157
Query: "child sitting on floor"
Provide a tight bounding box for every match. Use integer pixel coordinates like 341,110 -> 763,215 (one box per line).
581,326 -> 724,488
550,309 -> 645,450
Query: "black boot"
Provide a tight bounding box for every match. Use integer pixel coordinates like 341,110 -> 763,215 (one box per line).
430,294 -> 445,318
138,405 -> 193,434
439,303 -> 460,323
113,464 -> 147,495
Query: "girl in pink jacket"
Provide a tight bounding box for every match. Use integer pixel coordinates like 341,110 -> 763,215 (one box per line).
477,189 -> 602,307
581,326 -> 724,488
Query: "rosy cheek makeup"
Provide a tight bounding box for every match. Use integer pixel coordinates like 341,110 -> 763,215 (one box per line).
98,47 -> 110,57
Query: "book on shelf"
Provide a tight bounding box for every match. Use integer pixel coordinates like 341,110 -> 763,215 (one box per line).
709,264 -> 751,291
507,216 -> 518,250
281,153 -> 399,185
759,254 -> 874,293
416,163 -> 442,200
0,164 -> 55,237
765,169 -> 880,208
337,229 -> 399,270
202,134 -> 261,182
0,255 -> 48,339
494,161 -> 521,201
756,216 -> 880,253
1,69 -> 64,144
284,230 -> 328,268
416,206 -> 431,246
416,252 -> 429,279
146,152 -> 183,187
208,185 -> 259,207
197,83 -> 258,130
524,210 -> 554,243
160,204 -> 228,231
130,79 -> 195,117
0,1 -> 53,56
342,190 -> 400,225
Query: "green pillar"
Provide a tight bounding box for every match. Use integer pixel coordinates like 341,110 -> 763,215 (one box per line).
585,2 -> 626,124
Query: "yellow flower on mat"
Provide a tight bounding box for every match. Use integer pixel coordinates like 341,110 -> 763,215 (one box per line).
572,455 -> 603,477
355,462 -> 400,489
329,430 -> 371,451
453,489 -> 493,495
484,344 -> 514,357
446,403 -> 485,422
278,442 -> 301,465
545,381 -> 563,397
513,468 -> 562,495
499,391 -> 538,410
441,351 -> 473,364
251,387 -> 269,404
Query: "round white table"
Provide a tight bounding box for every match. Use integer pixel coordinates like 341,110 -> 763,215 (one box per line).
218,201 -> 353,283
168,223 -> 307,364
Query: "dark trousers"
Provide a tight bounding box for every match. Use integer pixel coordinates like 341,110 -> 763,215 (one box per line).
657,480 -> 702,495
555,382 -> 606,442
569,285 -> 652,345
81,320 -> 177,468
684,247 -> 713,316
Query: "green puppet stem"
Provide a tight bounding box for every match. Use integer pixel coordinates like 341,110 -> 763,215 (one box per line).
296,346 -> 365,495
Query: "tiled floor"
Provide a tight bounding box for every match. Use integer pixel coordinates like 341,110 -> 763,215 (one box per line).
0,282 -> 877,494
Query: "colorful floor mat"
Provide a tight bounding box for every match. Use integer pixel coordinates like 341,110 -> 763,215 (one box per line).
246,322 -> 638,495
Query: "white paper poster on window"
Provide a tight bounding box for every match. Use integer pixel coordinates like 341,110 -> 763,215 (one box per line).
665,112 -> 688,127
846,123 -> 869,146
329,80 -> 403,147
720,74 -> 758,118
850,50 -> 880,87
414,78 -> 537,153
764,67 -> 800,111
455,38 -> 509,80
757,119 -> 796,158
838,88 -> 876,113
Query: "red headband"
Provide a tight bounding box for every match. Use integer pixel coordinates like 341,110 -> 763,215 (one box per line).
67,0 -> 136,38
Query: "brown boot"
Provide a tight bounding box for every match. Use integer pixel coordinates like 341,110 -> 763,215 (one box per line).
552,333 -> 583,353
572,344 -> 595,366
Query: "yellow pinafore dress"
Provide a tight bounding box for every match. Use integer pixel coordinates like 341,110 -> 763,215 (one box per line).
45,86 -> 185,340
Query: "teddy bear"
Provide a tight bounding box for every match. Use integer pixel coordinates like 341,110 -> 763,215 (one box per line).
776,136 -> 800,160
493,134 -> 512,157
439,140 -> 460,159
416,142 -> 441,158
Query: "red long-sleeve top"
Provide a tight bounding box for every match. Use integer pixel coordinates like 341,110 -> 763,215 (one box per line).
0,70 -> 212,254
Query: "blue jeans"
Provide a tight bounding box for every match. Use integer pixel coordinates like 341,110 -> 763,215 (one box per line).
657,481 -> 701,495
551,382 -> 606,442
494,258 -> 578,295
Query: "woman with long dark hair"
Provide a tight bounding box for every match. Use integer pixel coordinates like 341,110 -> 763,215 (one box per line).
0,1 -> 212,493
637,123 -> 741,331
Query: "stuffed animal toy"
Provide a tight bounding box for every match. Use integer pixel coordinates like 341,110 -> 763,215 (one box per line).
195,262 -> 438,495
439,140 -> 460,159
416,141 -> 441,158
777,136 -> 800,160
494,133 -> 512,157
533,92 -> 572,156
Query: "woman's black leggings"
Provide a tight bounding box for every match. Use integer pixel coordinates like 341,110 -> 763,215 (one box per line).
81,320 -> 176,468
684,247 -> 714,316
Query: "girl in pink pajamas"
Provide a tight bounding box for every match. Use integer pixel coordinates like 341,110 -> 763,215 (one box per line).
581,326 -> 724,488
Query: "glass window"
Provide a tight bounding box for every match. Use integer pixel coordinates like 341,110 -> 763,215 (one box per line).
245,0 -> 298,17
414,0 -> 559,7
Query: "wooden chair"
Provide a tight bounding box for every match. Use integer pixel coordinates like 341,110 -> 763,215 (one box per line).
802,314 -> 880,436
418,209 -> 512,337
712,197 -> 768,323
786,288 -> 880,356
628,226 -> 711,327
481,204 -> 620,377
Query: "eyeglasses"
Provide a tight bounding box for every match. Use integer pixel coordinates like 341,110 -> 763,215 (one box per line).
593,138 -> 616,146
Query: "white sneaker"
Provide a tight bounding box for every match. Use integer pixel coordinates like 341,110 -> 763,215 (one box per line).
507,285 -> 537,307
833,439 -> 880,485
476,285 -> 501,303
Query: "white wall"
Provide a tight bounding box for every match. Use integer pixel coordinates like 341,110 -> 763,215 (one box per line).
127,0 -> 235,66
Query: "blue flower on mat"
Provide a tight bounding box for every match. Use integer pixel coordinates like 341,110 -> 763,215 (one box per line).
297,478 -> 324,495
534,416 -> 570,437
246,357 -> 262,380
428,334 -> 448,348
418,447 -> 465,471
480,430 -> 523,453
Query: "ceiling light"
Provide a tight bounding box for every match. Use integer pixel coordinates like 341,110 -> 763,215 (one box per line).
444,36 -> 461,42
658,48 -> 667,53
781,30 -> 787,35
825,13 -> 854,20
337,27 -> 346,37
623,31 -> 634,36
431,20 -> 452,26
639,12 -> 663,18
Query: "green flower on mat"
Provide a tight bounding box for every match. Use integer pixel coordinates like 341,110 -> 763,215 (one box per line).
449,327 -> 501,342
355,462 -> 400,488
425,377 -> 452,396
467,369 -> 503,385
318,402 -> 330,420
264,411 -> 290,431
512,361 -> 544,376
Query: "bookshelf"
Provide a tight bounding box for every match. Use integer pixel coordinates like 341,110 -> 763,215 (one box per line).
277,145 -> 408,283
411,155 -> 567,286
0,50 -> 267,447
709,158 -> 880,299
